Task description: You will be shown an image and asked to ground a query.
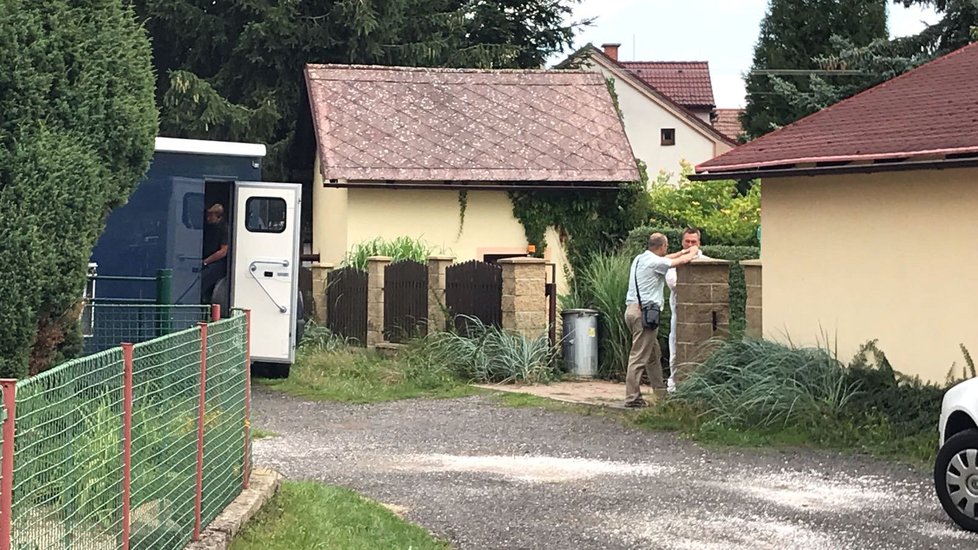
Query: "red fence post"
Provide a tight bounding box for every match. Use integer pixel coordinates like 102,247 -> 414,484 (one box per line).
193,323 -> 208,541
121,344 -> 134,550
211,304 -> 221,322
0,379 -> 17,550
243,310 -> 251,490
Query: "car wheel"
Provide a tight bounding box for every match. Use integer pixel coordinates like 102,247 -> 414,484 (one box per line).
935,429 -> 978,532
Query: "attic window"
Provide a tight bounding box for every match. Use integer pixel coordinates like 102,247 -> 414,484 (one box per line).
661,128 -> 676,146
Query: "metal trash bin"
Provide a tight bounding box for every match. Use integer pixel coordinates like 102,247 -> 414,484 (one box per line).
561,308 -> 599,377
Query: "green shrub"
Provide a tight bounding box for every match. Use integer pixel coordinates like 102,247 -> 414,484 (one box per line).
674,338 -> 860,429
299,321 -> 354,354
422,316 -> 557,384
647,161 -> 760,246
0,0 -> 157,377
342,237 -> 445,271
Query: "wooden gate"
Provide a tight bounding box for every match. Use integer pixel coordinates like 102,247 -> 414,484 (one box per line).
445,260 -> 502,334
384,260 -> 428,343
326,266 -> 368,345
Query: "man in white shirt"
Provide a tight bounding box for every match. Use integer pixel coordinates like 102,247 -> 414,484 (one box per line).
665,228 -> 708,393
624,233 -> 699,408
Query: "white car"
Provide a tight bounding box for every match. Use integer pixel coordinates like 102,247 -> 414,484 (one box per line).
935,377 -> 978,532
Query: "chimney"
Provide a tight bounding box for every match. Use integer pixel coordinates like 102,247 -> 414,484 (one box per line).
602,43 -> 621,61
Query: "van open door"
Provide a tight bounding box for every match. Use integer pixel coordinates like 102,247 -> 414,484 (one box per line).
231,182 -> 302,366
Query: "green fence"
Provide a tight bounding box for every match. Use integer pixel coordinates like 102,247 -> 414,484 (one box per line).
1,308 -> 250,550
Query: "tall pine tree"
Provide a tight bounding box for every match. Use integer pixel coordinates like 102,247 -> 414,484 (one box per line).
134,0 -> 584,181
742,0 -> 888,139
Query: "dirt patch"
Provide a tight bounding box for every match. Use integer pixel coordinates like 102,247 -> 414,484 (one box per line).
475,380 -> 632,408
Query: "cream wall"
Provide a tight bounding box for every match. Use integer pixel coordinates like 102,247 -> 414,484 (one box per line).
761,168 -> 978,383
312,163 -> 572,293
589,63 -> 730,184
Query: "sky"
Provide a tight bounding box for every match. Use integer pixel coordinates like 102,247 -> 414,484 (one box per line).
554,0 -> 942,108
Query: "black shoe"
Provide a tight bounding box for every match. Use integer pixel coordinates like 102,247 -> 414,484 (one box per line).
624,399 -> 648,409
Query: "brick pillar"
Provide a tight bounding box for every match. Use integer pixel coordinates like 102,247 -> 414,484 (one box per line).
741,260 -> 762,338
366,256 -> 392,347
427,255 -> 455,333
310,262 -> 333,324
674,259 -> 730,379
499,257 -> 548,339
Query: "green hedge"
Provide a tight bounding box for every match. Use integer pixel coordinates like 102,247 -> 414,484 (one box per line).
0,1 -> 157,377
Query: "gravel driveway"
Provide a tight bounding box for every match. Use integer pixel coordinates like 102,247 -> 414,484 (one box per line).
252,387 -> 975,550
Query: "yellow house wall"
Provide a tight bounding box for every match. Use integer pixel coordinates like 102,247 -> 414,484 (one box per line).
762,168 -> 978,383
311,163 -> 572,293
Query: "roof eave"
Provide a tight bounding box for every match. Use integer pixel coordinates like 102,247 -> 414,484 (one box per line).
690,156 -> 978,181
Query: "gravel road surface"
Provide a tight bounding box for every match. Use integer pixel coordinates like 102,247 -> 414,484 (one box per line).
252,387 -> 975,550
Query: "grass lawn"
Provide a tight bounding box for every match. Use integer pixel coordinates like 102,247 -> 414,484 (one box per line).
258,347 -> 481,403
231,481 -> 449,550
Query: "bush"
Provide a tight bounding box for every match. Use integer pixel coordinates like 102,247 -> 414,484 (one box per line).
0,0 -> 158,377
422,316 -> 557,384
674,338 -> 859,429
342,237 -> 445,271
647,161 -> 760,247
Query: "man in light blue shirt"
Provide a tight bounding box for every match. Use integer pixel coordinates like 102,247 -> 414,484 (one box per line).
624,233 -> 699,408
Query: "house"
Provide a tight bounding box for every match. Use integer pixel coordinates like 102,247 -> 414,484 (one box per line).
693,41 -> 978,383
557,44 -> 736,182
713,108 -> 746,143
303,64 -> 639,293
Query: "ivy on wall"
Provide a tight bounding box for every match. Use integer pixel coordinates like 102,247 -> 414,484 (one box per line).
508,77 -> 649,269
457,190 -> 468,238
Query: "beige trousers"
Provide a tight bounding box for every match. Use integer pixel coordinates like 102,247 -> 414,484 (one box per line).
624,303 -> 665,403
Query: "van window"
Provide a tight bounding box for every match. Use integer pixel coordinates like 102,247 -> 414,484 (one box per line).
245,197 -> 287,233
182,192 -> 205,229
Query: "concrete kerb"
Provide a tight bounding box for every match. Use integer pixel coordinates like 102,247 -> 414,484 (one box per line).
183,468 -> 283,550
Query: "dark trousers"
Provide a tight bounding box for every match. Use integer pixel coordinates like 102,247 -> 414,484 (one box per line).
200,261 -> 226,305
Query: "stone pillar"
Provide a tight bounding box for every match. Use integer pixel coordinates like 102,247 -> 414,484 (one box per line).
674,259 -> 731,378
366,256 -> 392,347
741,260 -> 762,338
310,262 -> 334,324
427,255 -> 455,333
499,257 -> 548,339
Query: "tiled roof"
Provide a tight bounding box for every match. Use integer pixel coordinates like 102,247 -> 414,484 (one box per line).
698,41 -> 978,174
304,64 -> 639,184
620,62 -> 715,108
714,109 -> 745,142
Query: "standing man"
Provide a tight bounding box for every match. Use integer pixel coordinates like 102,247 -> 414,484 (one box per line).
665,227 -> 708,392
201,203 -> 229,304
624,233 -> 699,408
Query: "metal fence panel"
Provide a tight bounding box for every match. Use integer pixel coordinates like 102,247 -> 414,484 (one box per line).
12,349 -> 125,550
326,267 -> 368,345
201,315 -> 247,527
83,304 -> 210,355
0,306 -> 249,550
130,328 -> 203,550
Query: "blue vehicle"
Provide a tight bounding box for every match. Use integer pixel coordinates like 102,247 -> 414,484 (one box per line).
87,137 -> 303,375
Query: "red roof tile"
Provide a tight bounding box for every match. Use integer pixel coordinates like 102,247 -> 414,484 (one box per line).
620,61 -> 715,108
714,109 -> 745,142
698,41 -> 978,174
304,65 -> 639,184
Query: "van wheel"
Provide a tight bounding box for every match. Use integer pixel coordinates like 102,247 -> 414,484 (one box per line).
935,429 -> 978,532
252,361 -> 290,379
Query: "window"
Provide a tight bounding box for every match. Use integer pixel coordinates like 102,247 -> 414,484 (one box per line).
245,197 -> 287,233
182,192 -> 205,229
661,128 -> 676,146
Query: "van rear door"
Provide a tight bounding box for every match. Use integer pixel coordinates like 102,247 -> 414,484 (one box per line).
231,182 -> 302,364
